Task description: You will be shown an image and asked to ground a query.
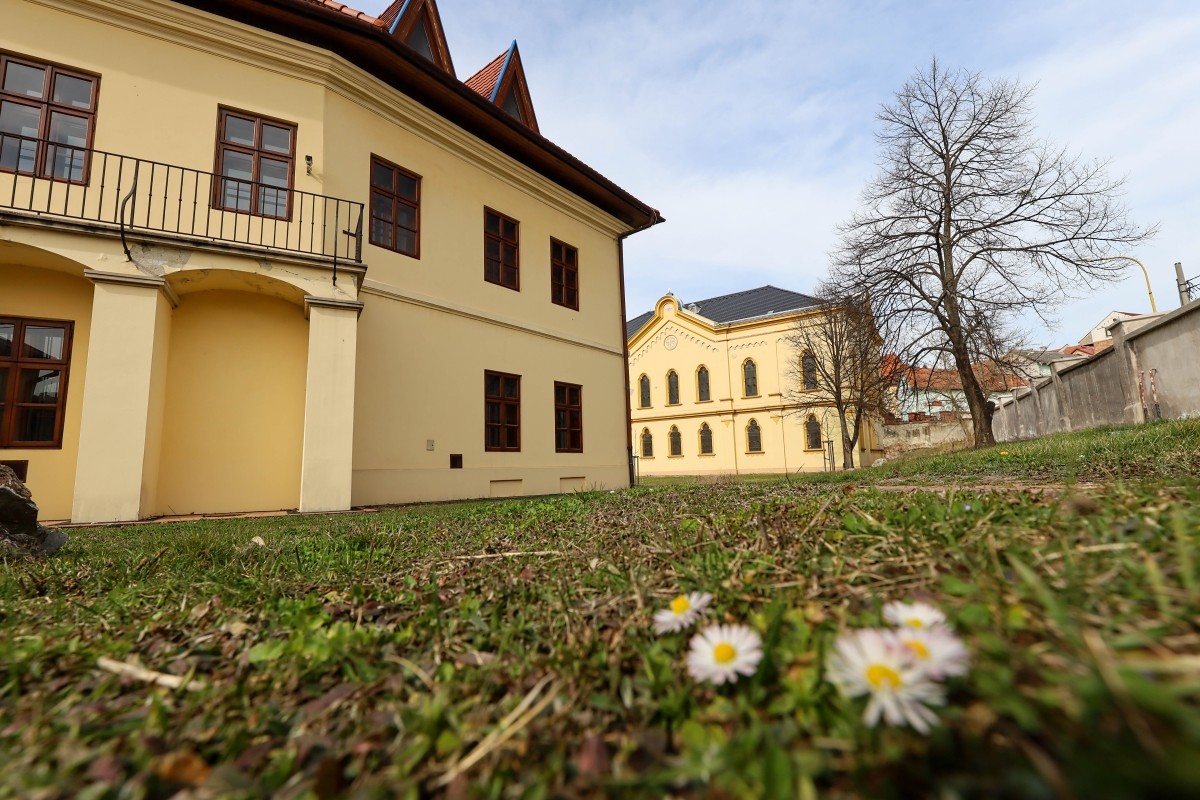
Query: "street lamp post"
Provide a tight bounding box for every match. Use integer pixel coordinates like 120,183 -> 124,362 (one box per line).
1086,256 -> 1157,313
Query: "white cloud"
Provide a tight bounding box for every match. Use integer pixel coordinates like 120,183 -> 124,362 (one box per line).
355,0 -> 1200,338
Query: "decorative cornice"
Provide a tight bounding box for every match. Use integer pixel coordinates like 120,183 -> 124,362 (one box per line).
304,295 -> 365,318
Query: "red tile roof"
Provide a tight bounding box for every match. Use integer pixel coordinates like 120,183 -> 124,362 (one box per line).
376,0 -> 405,28
297,0 -> 384,27
465,50 -> 507,99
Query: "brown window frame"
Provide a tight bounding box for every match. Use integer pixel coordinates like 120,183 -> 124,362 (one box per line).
550,238 -> 579,309
212,106 -> 296,220
554,381 -> 583,453
484,207 -> 520,290
640,428 -> 653,458
369,154 -> 421,258
0,50 -> 100,184
484,370 -> 521,452
0,316 -> 73,449
699,423 -> 714,455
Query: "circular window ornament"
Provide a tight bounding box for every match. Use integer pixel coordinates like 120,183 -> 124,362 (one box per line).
664,334 -> 678,350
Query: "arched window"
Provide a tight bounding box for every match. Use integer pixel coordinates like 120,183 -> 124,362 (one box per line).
638,374 -> 651,408
669,425 -> 682,456
802,351 -> 818,391
746,419 -> 762,453
667,370 -> 680,405
743,359 -> 758,396
805,415 -> 822,450
699,423 -> 714,454
641,428 -> 653,458
696,365 -> 710,402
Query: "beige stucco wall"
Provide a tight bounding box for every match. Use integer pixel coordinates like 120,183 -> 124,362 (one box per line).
4,0 -> 639,518
155,290 -> 307,515
629,296 -> 881,476
0,258 -> 93,520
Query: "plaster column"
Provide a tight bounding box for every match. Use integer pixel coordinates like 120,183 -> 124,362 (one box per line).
1108,320 -> 1143,424
72,270 -> 174,523
299,296 -> 363,513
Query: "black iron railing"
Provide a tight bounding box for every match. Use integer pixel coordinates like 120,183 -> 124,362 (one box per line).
0,134 -> 362,264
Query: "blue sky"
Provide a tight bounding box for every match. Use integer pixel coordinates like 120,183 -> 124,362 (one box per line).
357,0 -> 1199,348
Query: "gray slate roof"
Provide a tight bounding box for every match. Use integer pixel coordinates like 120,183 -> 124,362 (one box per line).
626,285 -> 820,339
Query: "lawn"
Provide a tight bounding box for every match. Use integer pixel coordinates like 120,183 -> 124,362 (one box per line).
2,420 -> 1199,798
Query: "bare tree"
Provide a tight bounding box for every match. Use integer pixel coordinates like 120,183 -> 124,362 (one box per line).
831,59 -> 1154,447
785,293 -> 895,469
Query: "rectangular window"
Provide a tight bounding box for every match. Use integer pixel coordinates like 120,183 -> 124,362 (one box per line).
369,155 -> 420,258
0,316 -> 72,448
484,208 -> 519,290
213,106 -> 295,219
0,50 -> 98,183
550,239 -> 578,309
554,382 -> 582,453
484,370 -> 521,451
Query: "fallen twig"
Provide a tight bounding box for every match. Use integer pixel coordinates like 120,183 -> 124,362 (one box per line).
96,657 -> 205,692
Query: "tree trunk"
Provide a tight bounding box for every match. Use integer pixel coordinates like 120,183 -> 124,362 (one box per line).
839,413 -> 856,469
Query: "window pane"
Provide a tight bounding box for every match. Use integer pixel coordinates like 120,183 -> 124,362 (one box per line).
261,123 -> 292,154
502,244 -> 517,264
485,212 -> 500,234
0,100 -> 41,140
23,326 -> 65,360
485,259 -> 500,282
395,203 -> 416,229
18,368 -> 60,403
0,323 -> 13,357
397,173 -> 418,200
16,407 -> 56,442
485,373 -> 500,396
396,230 -> 415,255
371,161 -> 394,189
486,427 -> 500,449
48,112 -> 88,180
505,427 -> 519,448
0,130 -> 36,173
3,62 -> 45,98
486,404 -> 500,424
503,377 -> 519,398
221,149 -> 253,180
371,191 -> 393,219
370,218 -> 392,248
259,157 -> 289,188
223,115 -> 255,146
502,219 -> 517,240
52,73 -> 93,109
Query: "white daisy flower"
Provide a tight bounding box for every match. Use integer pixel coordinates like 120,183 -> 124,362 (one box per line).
896,626 -> 970,679
686,623 -> 763,685
882,600 -> 947,630
826,628 -> 945,733
653,592 -> 712,634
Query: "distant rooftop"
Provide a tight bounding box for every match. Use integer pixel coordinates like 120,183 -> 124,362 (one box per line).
627,285 -> 820,338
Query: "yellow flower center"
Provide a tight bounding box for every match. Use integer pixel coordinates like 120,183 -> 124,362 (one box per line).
904,639 -> 930,659
670,595 -> 691,615
905,618 -> 925,628
713,643 -> 737,664
866,664 -> 902,690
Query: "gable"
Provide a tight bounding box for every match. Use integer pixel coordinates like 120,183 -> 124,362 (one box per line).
465,42 -> 539,134
379,0 -> 455,76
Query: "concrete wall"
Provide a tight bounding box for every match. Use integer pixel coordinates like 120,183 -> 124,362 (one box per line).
994,300 -> 1200,441
880,420 -> 969,456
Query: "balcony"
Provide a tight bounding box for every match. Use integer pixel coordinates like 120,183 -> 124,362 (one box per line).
0,135 -> 363,266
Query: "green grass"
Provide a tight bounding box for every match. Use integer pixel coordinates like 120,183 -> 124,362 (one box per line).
2,421 -> 1199,798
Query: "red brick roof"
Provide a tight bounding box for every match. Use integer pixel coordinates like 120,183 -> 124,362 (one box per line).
465,50 -> 507,99
902,364 -> 1027,394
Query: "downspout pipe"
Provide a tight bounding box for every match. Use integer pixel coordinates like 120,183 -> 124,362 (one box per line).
618,209 -> 664,487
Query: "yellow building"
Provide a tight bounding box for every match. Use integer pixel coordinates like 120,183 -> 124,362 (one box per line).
628,287 -> 883,477
1,0 -> 659,522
